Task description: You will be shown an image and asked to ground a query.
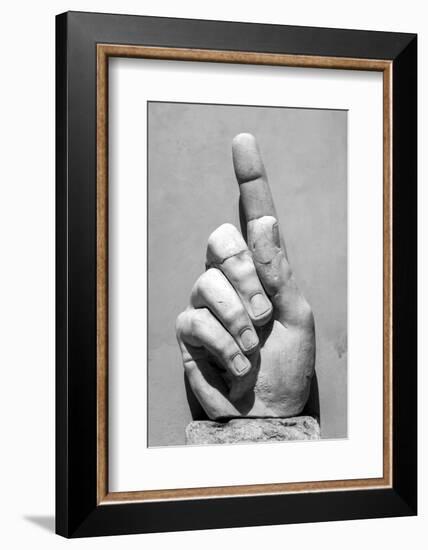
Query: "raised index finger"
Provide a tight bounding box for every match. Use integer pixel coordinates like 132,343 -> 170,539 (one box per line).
232,134 -> 312,327
232,133 -> 276,222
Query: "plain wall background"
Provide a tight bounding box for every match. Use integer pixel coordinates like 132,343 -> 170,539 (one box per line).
147,102 -> 348,446
0,1 -> 425,548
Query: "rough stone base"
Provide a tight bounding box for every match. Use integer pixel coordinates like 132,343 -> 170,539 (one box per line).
185,416 -> 320,445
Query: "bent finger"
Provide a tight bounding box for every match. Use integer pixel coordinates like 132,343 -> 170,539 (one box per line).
176,308 -> 252,378
191,268 -> 259,354
206,223 -> 272,326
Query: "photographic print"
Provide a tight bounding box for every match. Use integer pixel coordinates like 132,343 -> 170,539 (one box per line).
57,14 -> 417,536
147,101 -> 347,447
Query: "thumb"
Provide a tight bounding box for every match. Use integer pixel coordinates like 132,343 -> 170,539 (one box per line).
248,215 -> 312,327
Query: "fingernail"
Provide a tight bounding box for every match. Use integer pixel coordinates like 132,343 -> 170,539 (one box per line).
240,328 -> 258,351
250,293 -> 271,318
232,353 -> 250,376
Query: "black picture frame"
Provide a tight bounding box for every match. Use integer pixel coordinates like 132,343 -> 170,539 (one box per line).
56,10 -> 417,538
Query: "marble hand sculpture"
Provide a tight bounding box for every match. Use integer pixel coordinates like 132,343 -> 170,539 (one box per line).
176,133 -> 316,420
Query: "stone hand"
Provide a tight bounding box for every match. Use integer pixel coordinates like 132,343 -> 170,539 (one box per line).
176,133 -> 316,420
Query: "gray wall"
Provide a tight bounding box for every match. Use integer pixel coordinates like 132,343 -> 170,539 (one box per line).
147,102 -> 347,446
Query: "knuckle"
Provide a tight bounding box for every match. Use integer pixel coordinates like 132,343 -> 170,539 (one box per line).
199,267 -> 222,290
226,252 -> 256,281
191,268 -> 222,302
220,304 -> 246,327
206,223 -> 246,264
207,223 -> 238,249
190,308 -> 211,337
182,357 -> 197,374
175,311 -> 188,337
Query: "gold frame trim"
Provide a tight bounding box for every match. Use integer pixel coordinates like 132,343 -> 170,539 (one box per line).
96,44 -> 393,505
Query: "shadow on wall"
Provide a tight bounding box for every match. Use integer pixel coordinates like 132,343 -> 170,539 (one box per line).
23,516 -> 55,533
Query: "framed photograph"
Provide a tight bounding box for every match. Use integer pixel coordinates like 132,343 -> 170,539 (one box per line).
56,11 -> 417,537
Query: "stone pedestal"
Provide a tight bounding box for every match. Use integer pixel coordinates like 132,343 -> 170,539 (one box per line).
185,416 -> 320,445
